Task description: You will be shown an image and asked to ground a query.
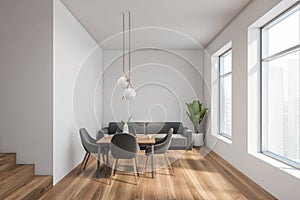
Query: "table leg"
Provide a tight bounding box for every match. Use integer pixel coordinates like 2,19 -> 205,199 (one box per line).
106,148 -> 109,167
151,144 -> 155,178
97,145 -> 101,178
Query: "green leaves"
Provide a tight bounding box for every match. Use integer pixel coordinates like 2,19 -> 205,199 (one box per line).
127,115 -> 133,123
192,114 -> 200,128
192,100 -> 200,114
186,111 -> 192,122
199,108 -> 208,121
186,103 -> 193,116
186,100 -> 209,132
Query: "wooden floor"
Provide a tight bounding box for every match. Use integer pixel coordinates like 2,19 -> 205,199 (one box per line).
41,148 -> 275,200
0,153 -> 52,200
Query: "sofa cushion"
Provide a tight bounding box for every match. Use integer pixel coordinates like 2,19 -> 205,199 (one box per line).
146,122 -> 183,134
154,134 -> 187,147
170,137 -> 187,148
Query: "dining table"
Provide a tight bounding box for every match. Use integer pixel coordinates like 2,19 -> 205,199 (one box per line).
96,134 -> 156,178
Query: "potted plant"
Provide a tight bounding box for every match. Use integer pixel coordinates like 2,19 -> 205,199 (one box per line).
186,100 -> 208,147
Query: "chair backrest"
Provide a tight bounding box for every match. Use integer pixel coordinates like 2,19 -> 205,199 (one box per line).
110,133 -> 139,159
97,130 -> 105,140
108,122 -> 123,134
79,128 -> 98,153
154,128 -> 173,154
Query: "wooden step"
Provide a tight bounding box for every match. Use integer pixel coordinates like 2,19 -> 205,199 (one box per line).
3,176 -> 52,200
0,154 -> 16,172
0,165 -> 34,199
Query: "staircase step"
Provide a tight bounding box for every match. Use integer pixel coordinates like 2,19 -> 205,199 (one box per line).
0,154 -> 16,172
0,165 -> 34,199
3,176 -> 52,200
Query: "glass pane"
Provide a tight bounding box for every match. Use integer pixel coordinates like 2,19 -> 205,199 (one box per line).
263,8 -> 300,58
220,50 -> 232,75
220,74 -> 232,137
262,50 -> 300,163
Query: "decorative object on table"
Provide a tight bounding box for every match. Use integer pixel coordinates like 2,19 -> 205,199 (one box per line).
186,100 -> 209,147
121,115 -> 133,134
117,11 -> 136,101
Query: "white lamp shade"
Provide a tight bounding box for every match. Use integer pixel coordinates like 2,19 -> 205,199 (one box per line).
123,87 -> 136,101
117,76 -> 129,89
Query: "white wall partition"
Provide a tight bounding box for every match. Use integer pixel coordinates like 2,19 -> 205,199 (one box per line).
0,0 -> 53,175
102,49 -> 204,130
54,0 -> 104,184
204,0 -> 300,199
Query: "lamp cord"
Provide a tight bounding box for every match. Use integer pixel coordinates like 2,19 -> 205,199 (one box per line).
122,12 -> 126,76
128,11 -> 131,84
121,11 -> 132,88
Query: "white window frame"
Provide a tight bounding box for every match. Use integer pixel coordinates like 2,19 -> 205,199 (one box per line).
219,49 -> 232,139
260,2 -> 300,169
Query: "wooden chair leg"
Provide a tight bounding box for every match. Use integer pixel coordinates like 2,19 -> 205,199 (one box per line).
164,153 -> 174,174
101,153 -> 107,174
103,151 -> 110,176
134,158 -> 139,176
113,159 -> 118,176
83,153 -> 90,170
132,158 -> 139,185
78,152 -> 88,175
102,153 -> 106,164
144,155 -> 149,175
109,158 -> 117,185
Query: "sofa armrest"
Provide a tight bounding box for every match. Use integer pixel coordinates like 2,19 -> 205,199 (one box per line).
183,127 -> 193,150
97,127 -> 109,140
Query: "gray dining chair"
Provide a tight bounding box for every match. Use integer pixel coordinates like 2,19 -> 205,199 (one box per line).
144,128 -> 174,175
78,128 -> 108,175
109,133 -> 140,185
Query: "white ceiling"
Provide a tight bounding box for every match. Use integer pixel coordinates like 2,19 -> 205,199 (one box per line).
62,0 -> 252,49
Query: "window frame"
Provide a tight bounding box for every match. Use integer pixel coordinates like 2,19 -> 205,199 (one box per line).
260,2 -> 300,169
219,48 -> 233,139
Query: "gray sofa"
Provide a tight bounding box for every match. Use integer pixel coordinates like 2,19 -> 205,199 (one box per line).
98,122 -> 192,150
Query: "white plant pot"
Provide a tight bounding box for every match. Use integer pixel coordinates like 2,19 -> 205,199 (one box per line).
193,133 -> 204,147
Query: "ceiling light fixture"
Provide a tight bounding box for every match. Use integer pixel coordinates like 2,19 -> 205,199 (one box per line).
117,11 -> 136,101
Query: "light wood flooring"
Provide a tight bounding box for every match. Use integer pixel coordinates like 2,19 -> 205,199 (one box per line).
41,148 -> 276,200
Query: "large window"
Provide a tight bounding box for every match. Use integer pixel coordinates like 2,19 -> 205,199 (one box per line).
261,3 -> 300,167
219,49 -> 232,139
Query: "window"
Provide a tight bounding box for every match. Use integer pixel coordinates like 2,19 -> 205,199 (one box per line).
261,3 -> 300,168
219,49 -> 232,139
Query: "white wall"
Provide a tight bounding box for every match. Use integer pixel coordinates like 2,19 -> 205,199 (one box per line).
0,0 -> 53,175
204,0 -> 300,199
103,49 -> 204,130
54,0 -> 103,184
